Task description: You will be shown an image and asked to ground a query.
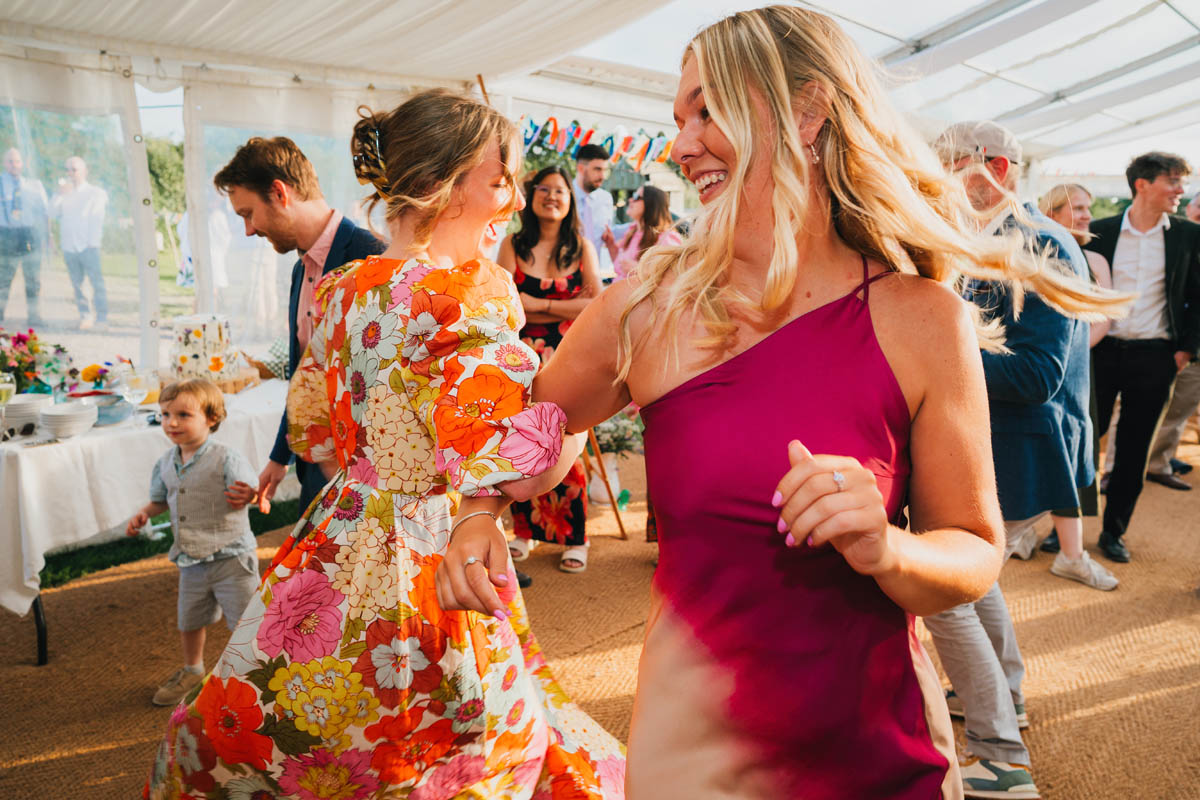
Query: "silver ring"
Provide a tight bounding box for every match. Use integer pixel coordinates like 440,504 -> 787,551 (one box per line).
464,556 -> 480,567
832,471 -> 846,492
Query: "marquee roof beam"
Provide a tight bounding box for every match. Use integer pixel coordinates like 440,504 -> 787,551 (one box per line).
998,34 -> 1200,123
1038,99 -> 1200,157
880,0 -> 1032,64
1006,57 -> 1200,134
888,0 -> 1102,80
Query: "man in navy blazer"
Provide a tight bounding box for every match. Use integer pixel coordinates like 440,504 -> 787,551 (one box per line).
214,137 -> 384,515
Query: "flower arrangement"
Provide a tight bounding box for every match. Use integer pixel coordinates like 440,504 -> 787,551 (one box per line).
592,408 -> 644,457
79,363 -> 111,387
0,326 -> 78,394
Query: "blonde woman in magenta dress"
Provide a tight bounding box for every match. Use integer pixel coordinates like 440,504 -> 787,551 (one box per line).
144,90 -> 625,800
439,7 -> 1122,799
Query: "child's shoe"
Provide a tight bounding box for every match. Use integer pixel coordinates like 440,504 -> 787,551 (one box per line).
152,666 -> 203,706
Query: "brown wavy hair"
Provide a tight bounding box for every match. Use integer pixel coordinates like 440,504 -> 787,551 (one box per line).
213,136 -> 321,201
351,89 -> 521,246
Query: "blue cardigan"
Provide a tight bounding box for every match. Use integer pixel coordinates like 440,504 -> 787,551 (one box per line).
269,216 -> 384,470
965,204 -> 1094,521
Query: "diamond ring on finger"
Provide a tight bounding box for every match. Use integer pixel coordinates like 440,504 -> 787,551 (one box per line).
832,471 -> 846,492
464,556 -> 480,567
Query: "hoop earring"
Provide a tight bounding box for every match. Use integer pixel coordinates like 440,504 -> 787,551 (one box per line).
808,143 -> 820,165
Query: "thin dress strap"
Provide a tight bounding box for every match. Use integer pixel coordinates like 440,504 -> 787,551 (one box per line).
857,254 -> 893,302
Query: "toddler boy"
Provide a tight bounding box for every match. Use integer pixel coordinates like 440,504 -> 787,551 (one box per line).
126,378 -> 260,705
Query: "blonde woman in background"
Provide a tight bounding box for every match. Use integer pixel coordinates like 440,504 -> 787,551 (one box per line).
440,6 -> 1123,798
1033,183 -> 1119,590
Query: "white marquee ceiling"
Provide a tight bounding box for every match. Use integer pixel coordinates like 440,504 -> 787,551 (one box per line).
0,0 -> 674,85
3,0 -> 1199,170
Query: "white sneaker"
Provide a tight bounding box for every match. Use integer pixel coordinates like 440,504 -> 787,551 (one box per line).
1050,551 -> 1119,591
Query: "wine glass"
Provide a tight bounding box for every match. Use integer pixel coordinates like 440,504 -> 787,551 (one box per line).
119,369 -> 158,406
0,373 -> 15,407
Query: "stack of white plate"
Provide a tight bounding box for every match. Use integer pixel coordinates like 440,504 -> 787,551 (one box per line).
40,402 -> 98,439
2,394 -> 54,432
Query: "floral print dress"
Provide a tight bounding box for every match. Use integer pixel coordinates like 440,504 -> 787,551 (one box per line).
510,266 -> 588,550
145,256 -> 625,799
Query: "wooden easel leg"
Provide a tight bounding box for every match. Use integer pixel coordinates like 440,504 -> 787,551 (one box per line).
587,429 -> 628,540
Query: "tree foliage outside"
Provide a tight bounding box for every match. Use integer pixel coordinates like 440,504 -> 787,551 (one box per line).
145,136 -> 185,215
1090,195 -> 1129,221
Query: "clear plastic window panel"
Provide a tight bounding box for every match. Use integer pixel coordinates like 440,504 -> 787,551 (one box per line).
0,48 -> 157,376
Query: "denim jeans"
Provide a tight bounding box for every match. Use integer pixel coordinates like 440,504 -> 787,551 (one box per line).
63,246 -> 107,321
0,247 -> 42,322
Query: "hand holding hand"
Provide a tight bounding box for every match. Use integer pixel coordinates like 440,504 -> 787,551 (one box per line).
126,510 -> 149,537
257,460 -> 287,514
772,440 -> 895,576
225,481 -> 258,510
435,514 -> 512,619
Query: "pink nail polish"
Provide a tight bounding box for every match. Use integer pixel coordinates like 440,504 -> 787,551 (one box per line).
771,490 -> 783,508
806,535 -> 814,547
492,608 -> 508,620
776,517 -> 787,533
785,533 -> 796,547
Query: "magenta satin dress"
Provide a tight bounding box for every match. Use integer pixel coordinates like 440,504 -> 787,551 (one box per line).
630,261 -> 960,799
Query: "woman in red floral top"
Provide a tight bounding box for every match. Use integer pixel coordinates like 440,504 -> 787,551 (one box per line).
498,165 -> 603,572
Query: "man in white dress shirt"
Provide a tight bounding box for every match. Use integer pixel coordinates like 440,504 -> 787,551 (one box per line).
1084,152 -> 1200,562
0,148 -> 49,327
573,144 -> 614,275
51,156 -> 108,330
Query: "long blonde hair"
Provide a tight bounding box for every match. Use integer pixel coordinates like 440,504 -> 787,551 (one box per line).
616,6 -> 1123,380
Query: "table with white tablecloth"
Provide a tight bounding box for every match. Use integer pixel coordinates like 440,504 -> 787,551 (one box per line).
0,379 -> 288,618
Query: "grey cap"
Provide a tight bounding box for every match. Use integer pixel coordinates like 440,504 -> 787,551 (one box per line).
933,120 -> 1023,165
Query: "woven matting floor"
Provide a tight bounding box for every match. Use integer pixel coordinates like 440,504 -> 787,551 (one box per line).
2,443 -> 1198,799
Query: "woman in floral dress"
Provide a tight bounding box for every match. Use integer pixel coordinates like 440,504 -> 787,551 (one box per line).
145,90 -> 625,799
497,166 -> 602,572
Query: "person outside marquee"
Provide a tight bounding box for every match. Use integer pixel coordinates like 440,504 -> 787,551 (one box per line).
0,147 -> 49,328
51,156 -> 108,330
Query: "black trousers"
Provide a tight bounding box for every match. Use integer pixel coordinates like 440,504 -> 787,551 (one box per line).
1093,337 -> 1179,539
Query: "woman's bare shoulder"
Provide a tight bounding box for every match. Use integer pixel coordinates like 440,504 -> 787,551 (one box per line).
868,272 -> 978,414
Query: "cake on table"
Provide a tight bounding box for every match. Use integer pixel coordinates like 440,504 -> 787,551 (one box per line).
170,314 -> 242,382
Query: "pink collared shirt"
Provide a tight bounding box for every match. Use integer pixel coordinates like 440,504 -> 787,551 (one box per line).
296,210 -> 343,350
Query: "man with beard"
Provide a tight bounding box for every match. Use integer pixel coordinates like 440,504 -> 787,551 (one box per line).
214,137 -> 384,515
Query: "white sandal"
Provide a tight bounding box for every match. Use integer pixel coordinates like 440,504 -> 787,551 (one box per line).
509,537 -> 536,562
559,545 -> 589,573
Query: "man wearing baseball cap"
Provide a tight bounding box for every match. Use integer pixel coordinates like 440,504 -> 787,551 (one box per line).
924,120 -> 1111,800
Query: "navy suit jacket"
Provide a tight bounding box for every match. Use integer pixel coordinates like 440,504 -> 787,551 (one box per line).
965,204 -> 1094,520
269,216 -> 384,468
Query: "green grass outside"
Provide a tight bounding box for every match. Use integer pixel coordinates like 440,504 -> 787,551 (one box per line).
97,247 -> 194,319
38,499 -> 300,589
